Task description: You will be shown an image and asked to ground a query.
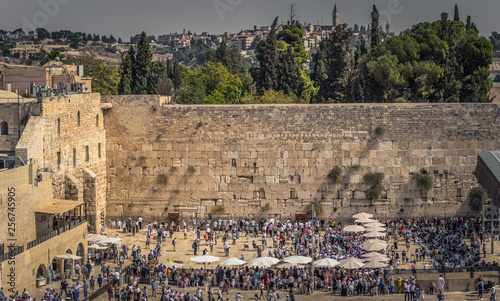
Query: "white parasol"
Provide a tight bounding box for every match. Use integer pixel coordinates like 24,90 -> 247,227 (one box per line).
220,257 -> 246,267
313,258 -> 339,267
337,257 -> 365,269
248,257 -> 280,267
343,225 -> 366,233
283,256 -> 312,265
352,212 -> 374,219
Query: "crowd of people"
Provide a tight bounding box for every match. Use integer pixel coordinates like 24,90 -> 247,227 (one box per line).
4,215 -> 500,301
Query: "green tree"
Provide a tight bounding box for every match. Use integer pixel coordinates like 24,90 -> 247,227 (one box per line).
178,62 -> 242,104
453,4 -> 460,22
277,45 -> 303,97
371,5 -> 381,49
148,60 -> 168,95
118,46 -> 134,95
257,17 -> 280,94
313,24 -> 354,103
133,31 -> 152,94
40,50 -> 63,65
277,23 -> 308,65
67,56 -> 119,95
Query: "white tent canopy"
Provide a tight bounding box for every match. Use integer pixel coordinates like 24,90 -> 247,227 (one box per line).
364,231 -> 386,238
343,225 -> 366,233
313,258 -> 339,267
98,237 -> 122,245
54,253 -> 82,260
337,257 -> 364,269
283,256 -> 312,265
355,218 -> 376,224
248,257 -> 279,267
352,212 -> 374,219
364,261 -> 388,268
362,239 -> 388,252
220,257 -> 246,267
87,234 -> 108,242
190,255 -> 220,264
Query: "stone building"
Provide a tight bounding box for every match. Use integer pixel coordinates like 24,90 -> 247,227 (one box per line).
0,93 -> 106,292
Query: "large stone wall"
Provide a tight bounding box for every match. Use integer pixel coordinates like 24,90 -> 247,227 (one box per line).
103,96 -> 500,222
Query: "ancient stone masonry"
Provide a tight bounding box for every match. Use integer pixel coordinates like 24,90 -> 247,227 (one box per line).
103,95 -> 500,222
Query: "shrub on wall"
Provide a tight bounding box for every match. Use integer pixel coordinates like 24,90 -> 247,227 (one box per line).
157,174 -> 168,184
327,166 -> 343,184
374,126 -> 385,135
368,183 -> 385,201
261,203 -> 271,212
188,166 -> 196,174
363,172 -> 385,201
211,205 -> 225,214
414,172 -> 433,190
363,172 -> 385,184
469,186 -> 484,212
306,203 -> 324,217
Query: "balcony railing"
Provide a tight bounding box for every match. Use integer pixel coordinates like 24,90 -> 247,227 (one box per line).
27,217 -> 87,250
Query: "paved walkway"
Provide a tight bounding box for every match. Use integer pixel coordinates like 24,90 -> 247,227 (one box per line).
29,227 -> 500,300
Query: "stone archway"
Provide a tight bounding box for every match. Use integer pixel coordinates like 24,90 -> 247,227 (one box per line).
66,249 -> 72,254
76,243 -> 84,263
36,264 -> 47,287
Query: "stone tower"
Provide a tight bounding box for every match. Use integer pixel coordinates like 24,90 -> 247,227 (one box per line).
386,21 -> 390,34
333,3 -> 339,27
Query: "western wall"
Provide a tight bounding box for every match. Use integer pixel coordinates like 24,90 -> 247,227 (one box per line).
102,95 -> 500,222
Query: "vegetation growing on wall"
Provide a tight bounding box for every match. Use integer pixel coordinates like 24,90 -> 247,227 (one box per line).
364,172 -> 385,201
469,186 -> 484,212
415,170 -> 434,190
327,166 -> 343,184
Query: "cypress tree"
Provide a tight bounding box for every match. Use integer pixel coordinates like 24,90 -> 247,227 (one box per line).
277,45 -> 303,96
118,46 -> 134,94
133,31 -> 152,94
257,17 -> 280,94
370,5 -> 380,49
215,38 -> 230,67
172,63 -> 182,90
466,16 -> 472,30
454,4 -> 460,22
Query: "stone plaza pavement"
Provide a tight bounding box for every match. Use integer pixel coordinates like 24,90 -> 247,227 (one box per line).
29,226 -> 500,300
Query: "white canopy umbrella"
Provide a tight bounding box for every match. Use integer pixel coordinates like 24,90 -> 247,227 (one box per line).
343,225 -> 366,233
352,212 -> 373,219
363,261 -> 388,268
88,244 -> 108,250
190,255 -> 220,264
248,257 -> 280,267
363,225 -> 386,232
355,218 -> 376,224
220,257 -> 246,267
98,237 -> 122,245
87,234 -> 108,242
276,262 -> 301,268
365,221 -> 386,227
364,256 -> 389,262
283,256 -> 312,265
364,231 -> 386,238
313,258 -> 339,268
362,239 -> 388,252
55,253 -> 82,260
337,257 -> 364,269
361,252 -> 388,259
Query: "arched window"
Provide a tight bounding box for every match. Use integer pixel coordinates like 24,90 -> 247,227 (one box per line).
57,118 -> 60,135
77,111 -> 80,126
96,115 -> 99,128
0,121 -> 8,135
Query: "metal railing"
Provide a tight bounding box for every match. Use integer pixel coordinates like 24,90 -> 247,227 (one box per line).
0,246 -> 24,262
27,217 -> 87,250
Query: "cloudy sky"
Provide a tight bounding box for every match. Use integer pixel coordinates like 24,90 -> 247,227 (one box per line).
0,0 -> 498,40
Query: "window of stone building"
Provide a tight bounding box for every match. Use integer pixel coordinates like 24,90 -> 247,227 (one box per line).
57,152 -> 61,168
57,118 -> 60,135
0,121 -> 8,135
96,115 -> 99,128
98,143 -> 101,158
77,111 -> 80,126
73,149 -> 76,167
290,188 -> 298,199
85,145 -> 89,162
231,159 -> 237,167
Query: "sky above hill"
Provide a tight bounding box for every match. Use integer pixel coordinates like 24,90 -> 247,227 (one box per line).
0,0 -> 498,40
